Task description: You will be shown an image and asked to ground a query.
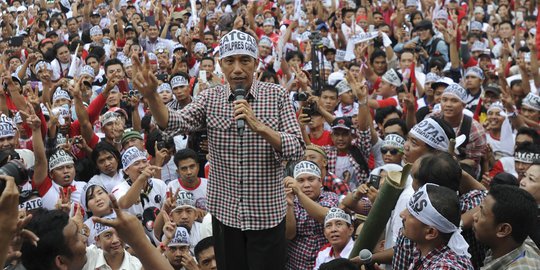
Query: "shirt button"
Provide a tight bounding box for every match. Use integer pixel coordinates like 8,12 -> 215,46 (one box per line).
239,198 -> 243,202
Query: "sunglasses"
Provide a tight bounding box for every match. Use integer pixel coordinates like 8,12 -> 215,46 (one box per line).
381,148 -> 401,155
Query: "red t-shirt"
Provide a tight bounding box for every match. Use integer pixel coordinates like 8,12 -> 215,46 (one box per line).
310,130 -> 334,147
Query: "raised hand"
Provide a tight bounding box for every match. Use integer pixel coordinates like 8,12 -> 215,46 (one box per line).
131,52 -> 159,99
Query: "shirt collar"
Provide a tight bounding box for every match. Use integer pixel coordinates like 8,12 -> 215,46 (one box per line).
227,80 -> 260,102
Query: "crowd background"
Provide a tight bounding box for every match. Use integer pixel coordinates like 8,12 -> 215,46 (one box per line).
0,0 -> 539,269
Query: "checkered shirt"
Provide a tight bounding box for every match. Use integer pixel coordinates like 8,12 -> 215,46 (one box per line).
323,129 -> 371,189
408,244 -> 474,270
460,189 -> 489,269
161,80 -> 305,230
482,238 -> 540,270
393,190 -> 488,270
166,99 -> 187,111
322,172 -> 350,196
286,191 -> 339,270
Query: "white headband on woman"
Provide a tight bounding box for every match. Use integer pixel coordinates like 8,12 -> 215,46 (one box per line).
407,184 -> 471,258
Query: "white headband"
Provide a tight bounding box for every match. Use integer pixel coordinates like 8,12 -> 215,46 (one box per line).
487,102 -> 506,117
442,83 -> 467,103
0,114 -> 15,138
80,65 -> 95,78
293,161 -> 321,179
94,219 -> 114,236
382,69 -> 402,87
170,75 -> 189,88
335,79 -> 352,96
409,118 -> 450,152
382,134 -> 405,150
19,197 -> 43,211
52,89 -> 71,103
101,111 -> 118,126
522,93 -> 540,111
49,150 -> 74,171
121,146 -> 147,169
51,106 -> 71,126
157,83 -> 172,93
167,227 -> 191,247
90,26 -> 103,36
173,191 -> 196,211
407,184 -> 471,258
514,151 -> 540,164
219,30 -> 258,60
324,207 -> 351,225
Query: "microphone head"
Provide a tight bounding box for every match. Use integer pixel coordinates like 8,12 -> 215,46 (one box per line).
234,86 -> 246,97
359,249 -> 373,262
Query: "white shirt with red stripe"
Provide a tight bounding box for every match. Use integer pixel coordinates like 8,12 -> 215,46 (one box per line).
166,178 -> 208,211
314,238 -> 355,269
33,176 -> 86,210
111,178 -> 167,218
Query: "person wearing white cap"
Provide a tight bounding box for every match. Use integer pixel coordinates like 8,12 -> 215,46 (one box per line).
515,93 -> 540,128
135,29 -> 304,270
283,160 -> 339,270
314,208 -> 354,269
485,102 -> 515,159
399,184 -> 473,269
432,83 -> 487,175
334,79 -> 359,117
111,147 -> 167,217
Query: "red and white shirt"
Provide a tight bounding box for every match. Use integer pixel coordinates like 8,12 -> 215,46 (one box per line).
167,178 -> 208,211
314,238 -> 355,270
33,176 -> 87,210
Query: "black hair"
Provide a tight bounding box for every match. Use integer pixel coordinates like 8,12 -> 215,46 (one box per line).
21,209 -> 72,270
49,17 -> 62,29
429,56 -> 447,72
370,49 -> 386,65
285,51 -> 305,63
374,106 -> 402,125
194,236 -> 214,262
499,20 -> 514,30
489,185 -> 537,244
515,141 -> 540,157
510,79 -> 522,89
260,70 -> 278,83
383,118 -> 409,136
490,172 -> 518,188
426,118 -> 456,151
200,56 -> 215,65
103,58 -> 124,75
91,142 -> 122,171
85,184 -> 109,214
319,258 -> 357,270
88,45 -> 106,62
416,152 -> 462,191
174,148 -> 199,167
426,184 -> 460,241
409,11 -> 424,27
52,42 -> 68,57
321,84 -> 338,97
516,127 -> 540,145
69,40 -> 83,54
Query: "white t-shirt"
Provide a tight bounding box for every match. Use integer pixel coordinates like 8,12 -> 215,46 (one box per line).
111,178 -> 167,218
167,178 -> 208,211
335,156 -> 357,190
88,171 -> 124,193
83,245 -> 142,270
314,238 -> 355,270
160,158 -> 179,186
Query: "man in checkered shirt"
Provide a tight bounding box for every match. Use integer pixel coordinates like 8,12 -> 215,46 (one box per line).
135,29 -> 304,270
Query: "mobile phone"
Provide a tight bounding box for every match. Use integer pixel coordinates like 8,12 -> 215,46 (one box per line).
199,70 -> 207,83
118,79 -> 129,94
368,25 -> 375,33
157,141 -> 166,150
368,175 -> 381,189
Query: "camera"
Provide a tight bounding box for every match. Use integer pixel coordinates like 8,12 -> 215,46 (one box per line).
0,159 -> 29,195
74,138 -> 81,144
368,174 -> 381,189
302,102 -> 317,116
129,90 -> 140,97
294,91 -> 310,102
156,141 -> 167,150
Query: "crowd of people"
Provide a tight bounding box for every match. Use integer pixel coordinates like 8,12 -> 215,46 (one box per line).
0,0 -> 539,269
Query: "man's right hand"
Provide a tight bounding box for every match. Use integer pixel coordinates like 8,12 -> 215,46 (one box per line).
131,53 -> 159,99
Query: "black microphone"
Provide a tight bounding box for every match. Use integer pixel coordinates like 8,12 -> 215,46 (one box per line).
234,87 -> 246,136
360,249 -> 376,270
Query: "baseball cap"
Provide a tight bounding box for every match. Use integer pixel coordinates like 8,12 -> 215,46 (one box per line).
331,117 -> 353,131
484,85 -> 501,97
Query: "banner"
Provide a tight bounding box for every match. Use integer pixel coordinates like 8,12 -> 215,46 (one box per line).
344,32 -> 379,61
